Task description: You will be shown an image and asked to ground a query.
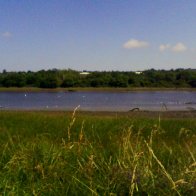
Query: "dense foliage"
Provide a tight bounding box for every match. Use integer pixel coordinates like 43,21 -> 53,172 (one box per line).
0,68 -> 195,88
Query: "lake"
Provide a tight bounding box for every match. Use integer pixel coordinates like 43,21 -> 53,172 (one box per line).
0,91 -> 195,111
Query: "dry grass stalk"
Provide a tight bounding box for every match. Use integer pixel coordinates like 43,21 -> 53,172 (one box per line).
145,140 -> 182,196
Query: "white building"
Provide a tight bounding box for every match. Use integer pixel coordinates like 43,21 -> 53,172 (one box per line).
79,71 -> 90,75
135,71 -> 142,75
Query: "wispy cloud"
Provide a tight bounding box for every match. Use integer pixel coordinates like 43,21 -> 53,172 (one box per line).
159,42 -> 187,53
172,43 -> 187,52
2,31 -> 12,38
159,44 -> 171,52
123,39 -> 149,49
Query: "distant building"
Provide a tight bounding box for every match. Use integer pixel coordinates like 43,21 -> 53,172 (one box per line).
135,71 -> 142,75
79,71 -> 90,75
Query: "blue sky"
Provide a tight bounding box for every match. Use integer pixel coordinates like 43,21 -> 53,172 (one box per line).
0,0 -> 196,71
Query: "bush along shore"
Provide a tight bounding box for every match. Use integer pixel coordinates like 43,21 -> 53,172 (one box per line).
0,110 -> 195,195
0,68 -> 195,89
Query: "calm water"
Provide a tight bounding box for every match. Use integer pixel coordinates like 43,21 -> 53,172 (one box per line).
0,91 -> 195,111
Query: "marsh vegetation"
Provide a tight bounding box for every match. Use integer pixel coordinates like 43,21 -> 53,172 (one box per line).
0,111 -> 195,195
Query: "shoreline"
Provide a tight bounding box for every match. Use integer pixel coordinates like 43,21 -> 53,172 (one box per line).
0,87 -> 195,92
1,110 -> 196,118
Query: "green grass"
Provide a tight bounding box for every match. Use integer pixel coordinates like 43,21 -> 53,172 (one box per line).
0,111 -> 195,195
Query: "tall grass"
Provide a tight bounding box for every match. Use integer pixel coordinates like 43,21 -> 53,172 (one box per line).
0,111 -> 195,195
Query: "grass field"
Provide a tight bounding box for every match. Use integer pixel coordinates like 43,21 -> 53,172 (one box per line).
0,110 -> 195,195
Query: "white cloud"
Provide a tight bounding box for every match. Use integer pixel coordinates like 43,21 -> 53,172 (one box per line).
159,42 -> 187,53
123,39 -> 149,49
2,31 -> 12,38
159,44 -> 171,52
172,43 -> 187,52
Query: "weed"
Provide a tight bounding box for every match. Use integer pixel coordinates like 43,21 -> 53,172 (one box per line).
0,111 -> 195,195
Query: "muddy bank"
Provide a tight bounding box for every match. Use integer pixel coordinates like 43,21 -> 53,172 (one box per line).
73,110 -> 196,119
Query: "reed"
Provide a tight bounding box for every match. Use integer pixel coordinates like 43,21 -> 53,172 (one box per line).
0,111 -> 195,195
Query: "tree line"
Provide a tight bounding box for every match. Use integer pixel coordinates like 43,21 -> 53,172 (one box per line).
0,68 -> 195,88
